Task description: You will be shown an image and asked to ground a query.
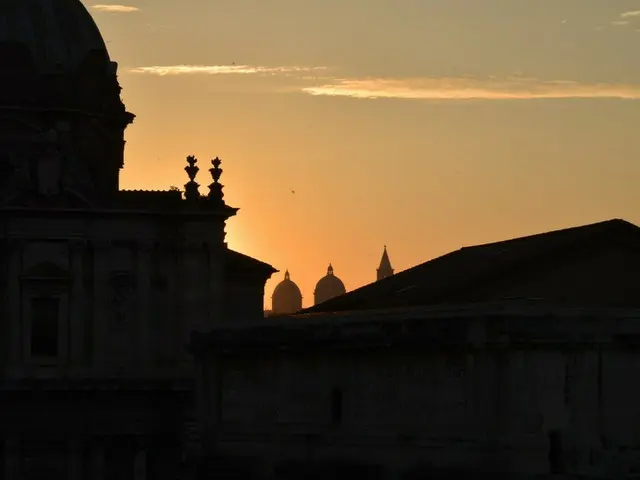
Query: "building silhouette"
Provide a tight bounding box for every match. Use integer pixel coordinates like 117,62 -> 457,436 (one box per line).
192,218 -> 640,479
377,245 -> 394,281
313,263 -> 346,305
0,1 -> 275,478
271,270 -> 303,315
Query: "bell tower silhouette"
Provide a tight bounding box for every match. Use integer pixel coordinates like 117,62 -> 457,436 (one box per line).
377,245 -> 394,281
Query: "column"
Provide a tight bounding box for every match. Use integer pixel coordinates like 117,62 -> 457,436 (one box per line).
69,240 -> 87,368
4,437 -> 20,480
180,239 -> 203,370
90,440 -> 105,480
68,438 -> 83,480
133,441 -> 148,480
92,240 -> 111,372
136,242 -> 153,373
7,240 -> 22,366
207,242 -> 224,326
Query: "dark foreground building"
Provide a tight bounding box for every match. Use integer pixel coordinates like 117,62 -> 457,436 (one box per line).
191,219 -> 640,479
0,1 -> 275,479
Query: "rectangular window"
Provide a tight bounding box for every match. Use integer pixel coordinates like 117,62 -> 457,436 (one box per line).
30,297 -> 60,357
331,387 -> 343,425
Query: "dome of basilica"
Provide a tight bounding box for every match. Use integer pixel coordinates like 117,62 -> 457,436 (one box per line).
0,0 -> 112,74
271,270 -> 303,315
314,264 -> 346,305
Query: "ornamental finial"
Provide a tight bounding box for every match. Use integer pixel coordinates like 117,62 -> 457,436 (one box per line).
184,155 -> 200,200
207,156 -> 225,204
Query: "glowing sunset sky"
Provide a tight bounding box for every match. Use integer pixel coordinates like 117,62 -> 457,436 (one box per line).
84,0 -> 640,308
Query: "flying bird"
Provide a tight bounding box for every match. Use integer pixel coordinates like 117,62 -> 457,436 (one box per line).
291,189 -> 296,194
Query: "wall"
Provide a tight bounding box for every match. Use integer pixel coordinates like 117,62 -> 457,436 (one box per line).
199,335 -> 640,478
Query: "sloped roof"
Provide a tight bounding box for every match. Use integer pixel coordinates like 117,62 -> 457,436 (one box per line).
303,218 -> 640,313
225,249 -> 277,279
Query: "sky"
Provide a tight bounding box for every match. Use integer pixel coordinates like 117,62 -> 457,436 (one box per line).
84,0 -> 640,308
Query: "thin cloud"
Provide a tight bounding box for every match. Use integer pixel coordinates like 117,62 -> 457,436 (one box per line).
91,5 -> 140,13
621,10 -> 640,18
129,64 -> 326,76
611,20 -> 630,26
302,77 -> 640,101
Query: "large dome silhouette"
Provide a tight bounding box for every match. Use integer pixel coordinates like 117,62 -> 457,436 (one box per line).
0,0 -> 111,74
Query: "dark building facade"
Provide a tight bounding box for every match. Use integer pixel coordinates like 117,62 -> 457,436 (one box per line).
0,1 -> 276,479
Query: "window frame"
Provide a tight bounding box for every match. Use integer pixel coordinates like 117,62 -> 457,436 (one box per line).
21,274 -> 70,366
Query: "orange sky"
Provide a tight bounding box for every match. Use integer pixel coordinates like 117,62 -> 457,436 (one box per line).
85,0 -> 640,308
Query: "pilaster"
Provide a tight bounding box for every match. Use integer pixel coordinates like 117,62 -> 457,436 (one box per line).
181,239 -> 206,341
69,240 -> 87,367
207,242 -> 224,326
3,437 -> 20,480
68,438 -> 83,480
91,240 -> 111,372
136,241 -> 153,373
133,441 -> 148,480
90,439 -> 105,480
7,239 -> 21,366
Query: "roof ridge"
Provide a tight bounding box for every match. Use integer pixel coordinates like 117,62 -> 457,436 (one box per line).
304,218 -> 640,313
467,218 -> 636,250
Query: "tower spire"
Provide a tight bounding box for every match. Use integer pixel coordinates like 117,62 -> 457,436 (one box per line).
377,245 -> 394,281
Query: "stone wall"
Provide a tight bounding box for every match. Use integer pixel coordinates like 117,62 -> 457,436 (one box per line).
198,330 -> 640,478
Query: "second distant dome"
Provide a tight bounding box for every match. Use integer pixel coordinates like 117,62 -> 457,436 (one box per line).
314,264 -> 346,305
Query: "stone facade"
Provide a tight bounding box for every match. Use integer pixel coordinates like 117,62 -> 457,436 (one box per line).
0,2 -> 277,478
0,174 -> 275,480
191,302 -> 640,479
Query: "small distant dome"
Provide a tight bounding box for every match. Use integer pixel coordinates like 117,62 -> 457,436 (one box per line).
272,270 -> 303,315
314,264 -> 346,306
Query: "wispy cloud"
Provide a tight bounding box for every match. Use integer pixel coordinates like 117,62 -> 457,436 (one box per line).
91,4 -> 140,13
621,10 -> 640,18
611,20 -> 630,26
301,77 -> 640,101
129,64 -> 326,76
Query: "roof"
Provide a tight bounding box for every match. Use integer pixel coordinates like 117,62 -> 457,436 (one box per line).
225,249 -> 277,278
304,218 -> 640,313
0,0 -> 110,74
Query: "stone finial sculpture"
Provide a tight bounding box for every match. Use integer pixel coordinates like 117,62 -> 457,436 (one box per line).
207,156 -> 225,204
184,155 -> 200,201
